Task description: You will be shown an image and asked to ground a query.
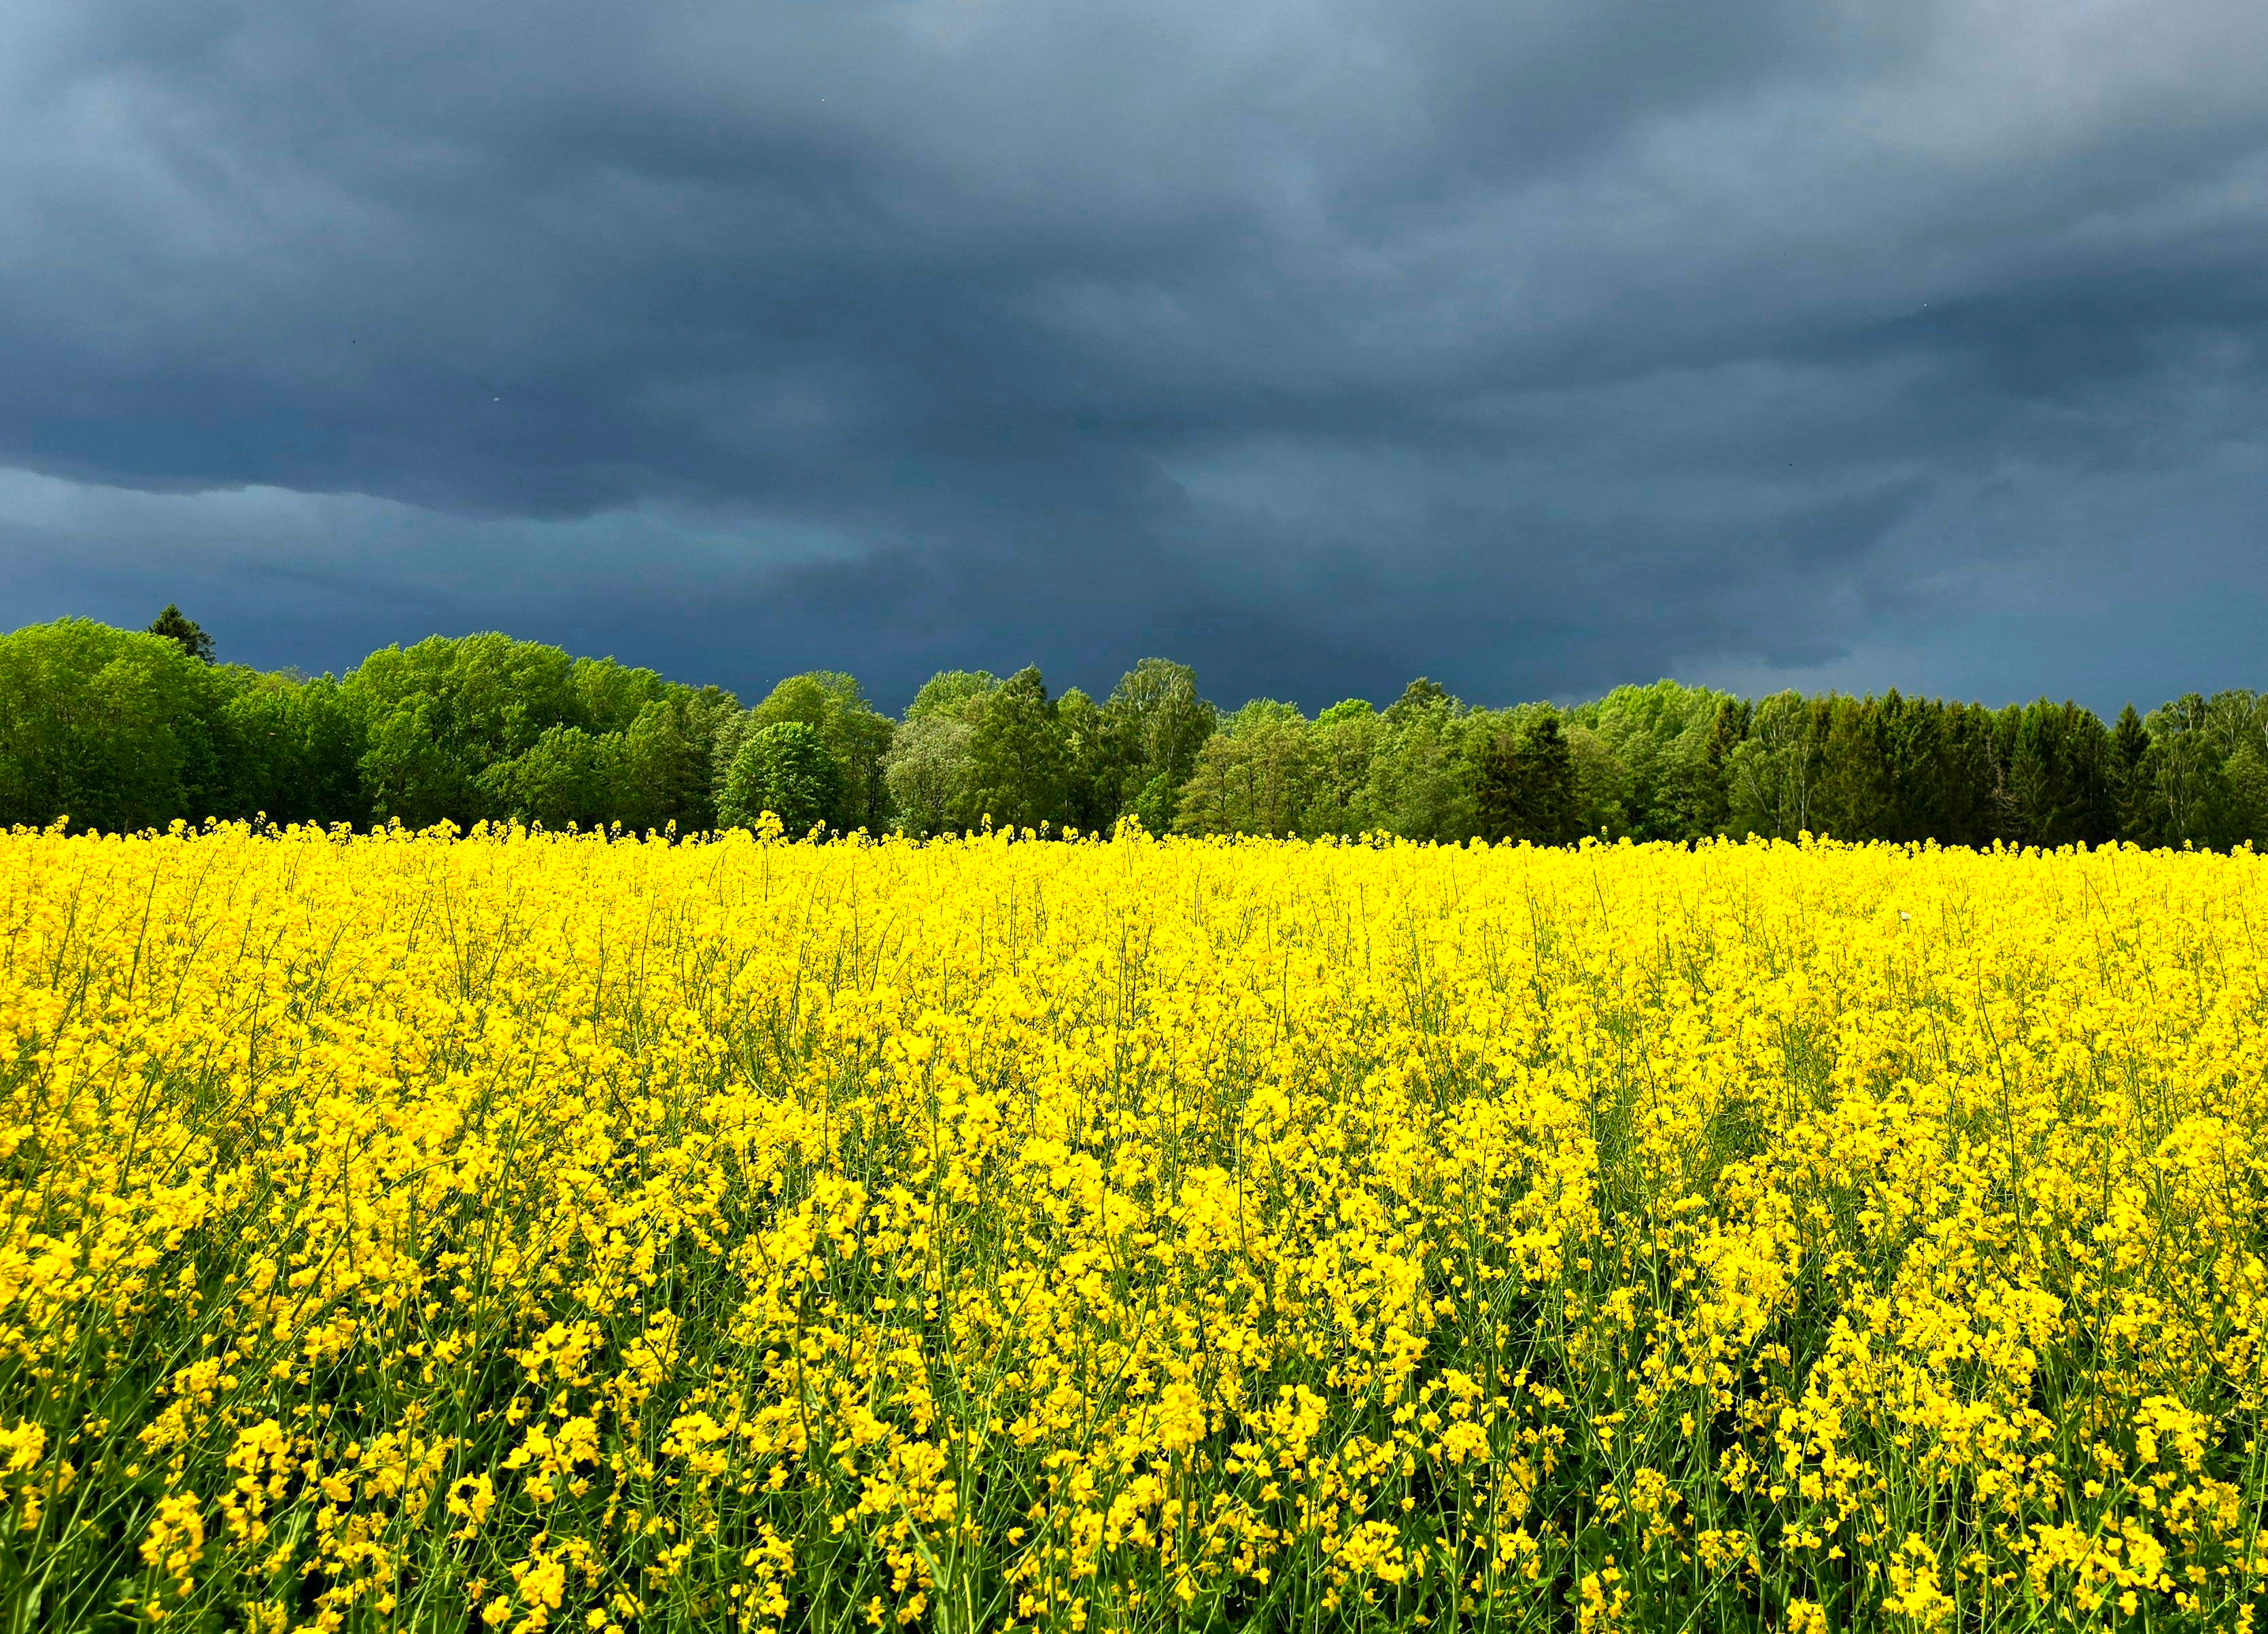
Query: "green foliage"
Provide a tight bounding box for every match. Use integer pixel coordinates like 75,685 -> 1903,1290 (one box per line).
620,687 -> 739,833
882,670 -> 1003,837
1382,677 -> 1451,724
1726,692 -> 1829,840
2110,703 -> 2156,844
146,604 -> 216,664
477,686 -> 734,835
732,672 -> 895,832
339,636 -> 728,832
343,634 -> 583,826
883,712 -> 980,837
7,614 -> 2268,852
1364,679 -> 1478,842
216,670 -> 368,826
2134,691 -> 2268,849
719,721 -> 844,835
1474,707 -> 1579,843
1815,696 -> 1889,841
1567,680 -> 1734,841
1172,700 -> 1313,837
1995,699 -> 2115,848
1301,700 -> 1381,836
1054,687 -> 1115,835
1101,659 -> 1216,833
2196,691 -> 2268,848
0,619 -> 231,832
906,670 -> 997,722
2144,694 -> 2216,847
1901,697 -> 2001,847
1563,722 -> 1627,838
476,725 -> 625,829
966,667 -> 1068,831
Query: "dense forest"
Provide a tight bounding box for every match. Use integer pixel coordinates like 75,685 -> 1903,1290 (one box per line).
5,608 -> 2266,849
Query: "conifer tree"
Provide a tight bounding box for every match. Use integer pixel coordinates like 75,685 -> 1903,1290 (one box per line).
148,604 -> 216,664
2109,703 -> 2156,844
1475,710 -> 1577,843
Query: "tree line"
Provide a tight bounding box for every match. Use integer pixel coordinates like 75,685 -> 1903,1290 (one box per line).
5,609 -> 2266,850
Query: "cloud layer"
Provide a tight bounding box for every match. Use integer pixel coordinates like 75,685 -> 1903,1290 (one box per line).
5,0 -> 2265,710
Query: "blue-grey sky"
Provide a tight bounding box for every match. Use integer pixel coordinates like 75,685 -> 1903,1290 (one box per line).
3,0 -> 2265,713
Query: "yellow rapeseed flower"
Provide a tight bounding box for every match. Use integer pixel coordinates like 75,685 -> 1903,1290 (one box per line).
0,822 -> 2260,1631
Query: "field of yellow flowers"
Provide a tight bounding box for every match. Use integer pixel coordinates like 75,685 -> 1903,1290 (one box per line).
0,823 -> 2263,1633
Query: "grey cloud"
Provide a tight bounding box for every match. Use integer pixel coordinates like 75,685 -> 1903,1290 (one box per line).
1,0 -> 2265,712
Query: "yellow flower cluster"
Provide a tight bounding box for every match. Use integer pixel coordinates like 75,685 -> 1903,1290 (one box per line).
0,822 -> 2263,1631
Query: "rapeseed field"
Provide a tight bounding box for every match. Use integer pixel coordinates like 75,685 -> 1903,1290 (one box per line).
0,823 -> 2261,1633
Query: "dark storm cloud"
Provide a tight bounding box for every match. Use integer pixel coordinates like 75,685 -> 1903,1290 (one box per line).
1,0 -> 2265,710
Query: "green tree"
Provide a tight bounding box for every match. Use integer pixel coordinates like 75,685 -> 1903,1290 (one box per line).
1937,703 -> 2003,848
1874,693 -> 1944,842
1564,723 -> 1629,838
1300,700 -> 1382,836
343,634 -> 583,827
1384,678 -> 1451,723
882,672 -> 996,837
2142,694 -> 2224,848
1101,659 -> 1216,833
341,636 -> 732,831
147,604 -> 216,664
1703,697 -> 1751,834
1055,687 -> 1116,835
719,721 -> 844,835
884,714 -> 979,836
570,655 -> 671,733
479,725 -> 625,829
1366,679 -> 1478,841
1726,692 -> 1829,840
907,670 -> 999,721
1171,700 -> 1313,837
965,667 -> 1068,831
621,688 -> 738,833
1473,706 -> 1579,844
0,619 -> 230,831
1996,699 -> 2114,848
2197,691 -> 2268,848
217,670 -> 368,826
729,673 -> 895,832
1815,696 -> 1889,840
2109,703 -> 2157,844
472,681 -> 734,835
1653,724 -> 1730,839
1569,680 -> 1734,840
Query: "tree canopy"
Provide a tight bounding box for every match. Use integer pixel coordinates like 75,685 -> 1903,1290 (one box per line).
719,721 -> 844,836
147,604 -> 216,665
2,614 -> 2258,851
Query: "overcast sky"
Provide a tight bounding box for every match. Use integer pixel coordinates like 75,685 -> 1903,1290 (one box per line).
4,0 -> 2265,713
